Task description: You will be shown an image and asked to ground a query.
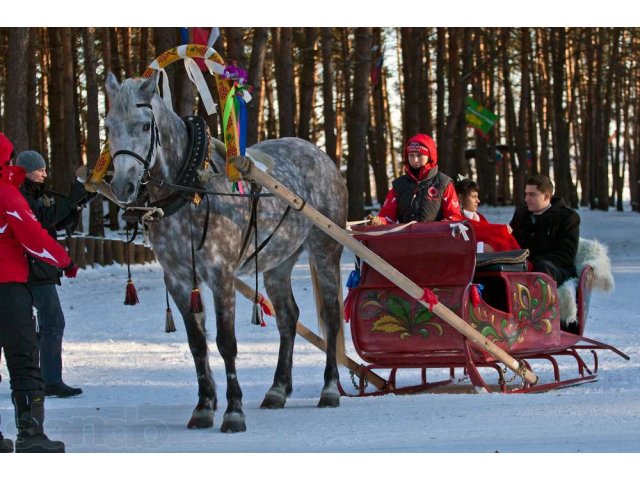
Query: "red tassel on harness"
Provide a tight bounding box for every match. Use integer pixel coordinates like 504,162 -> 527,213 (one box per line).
257,293 -> 275,317
190,288 -> 204,314
420,288 -> 438,311
124,279 -> 139,306
251,302 -> 266,327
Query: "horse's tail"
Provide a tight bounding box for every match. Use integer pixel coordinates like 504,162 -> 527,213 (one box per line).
309,260 -> 347,363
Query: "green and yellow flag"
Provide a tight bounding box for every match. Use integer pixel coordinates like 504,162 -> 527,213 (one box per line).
465,97 -> 497,135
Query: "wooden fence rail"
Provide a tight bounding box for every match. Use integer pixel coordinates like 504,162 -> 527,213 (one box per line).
58,236 -> 155,268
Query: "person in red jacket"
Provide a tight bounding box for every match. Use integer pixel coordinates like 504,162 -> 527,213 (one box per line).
370,133 -> 463,225
0,132 -> 78,453
454,176 -> 520,252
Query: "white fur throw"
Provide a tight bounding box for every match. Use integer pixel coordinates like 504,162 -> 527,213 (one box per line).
559,238 -> 614,328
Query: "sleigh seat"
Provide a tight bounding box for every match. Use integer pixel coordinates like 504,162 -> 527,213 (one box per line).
475,249 -> 529,272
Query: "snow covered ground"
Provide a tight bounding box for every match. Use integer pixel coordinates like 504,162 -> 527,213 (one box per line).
1,205 -> 639,474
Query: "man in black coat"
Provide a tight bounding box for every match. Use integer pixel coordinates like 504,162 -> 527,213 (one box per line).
510,174 -> 580,285
16,150 -> 91,398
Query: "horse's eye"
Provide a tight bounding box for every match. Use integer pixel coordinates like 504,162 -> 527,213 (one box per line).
143,123 -> 151,132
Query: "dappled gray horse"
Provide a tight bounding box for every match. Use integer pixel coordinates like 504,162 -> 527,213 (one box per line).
104,72 -> 347,432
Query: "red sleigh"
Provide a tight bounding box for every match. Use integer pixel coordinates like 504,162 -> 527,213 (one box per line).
343,222 -> 628,395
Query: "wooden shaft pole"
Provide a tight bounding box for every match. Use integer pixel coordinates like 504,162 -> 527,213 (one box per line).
232,156 -> 538,386
234,278 -> 387,391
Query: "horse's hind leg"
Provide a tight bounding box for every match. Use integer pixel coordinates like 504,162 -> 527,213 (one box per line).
260,249 -> 303,409
306,236 -> 343,408
164,272 -> 216,429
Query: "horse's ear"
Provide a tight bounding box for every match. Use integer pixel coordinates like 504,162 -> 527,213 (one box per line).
105,72 -> 120,101
139,71 -> 158,102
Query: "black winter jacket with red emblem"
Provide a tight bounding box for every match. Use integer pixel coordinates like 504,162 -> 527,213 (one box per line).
391,170 -> 456,223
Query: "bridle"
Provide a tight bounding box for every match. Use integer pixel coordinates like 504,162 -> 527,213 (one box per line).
110,103 -> 161,187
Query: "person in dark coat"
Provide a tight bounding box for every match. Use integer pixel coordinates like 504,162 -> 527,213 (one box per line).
370,133 -> 463,225
16,150 -> 90,398
510,174 -> 580,285
0,132 -> 78,453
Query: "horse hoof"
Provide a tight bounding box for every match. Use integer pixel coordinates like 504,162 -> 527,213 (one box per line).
260,393 -> 287,409
318,383 -> 340,408
260,388 -> 287,409
220,412 -> 247,433
187,407 -> 214,429
317,394 -> 340,408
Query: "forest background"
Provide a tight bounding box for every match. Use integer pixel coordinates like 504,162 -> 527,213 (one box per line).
1,23 -> 638,235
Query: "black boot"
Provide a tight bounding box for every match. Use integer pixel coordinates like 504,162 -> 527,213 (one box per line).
0,431 -> 13,453
45,382 -> 83,398
12,391 -> 65,453
0,414 -> 14,453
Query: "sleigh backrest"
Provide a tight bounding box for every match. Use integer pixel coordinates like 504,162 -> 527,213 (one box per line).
352,221 -> 477,290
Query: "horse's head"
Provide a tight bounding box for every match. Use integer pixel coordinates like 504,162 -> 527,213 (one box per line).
104,72 -> 160,204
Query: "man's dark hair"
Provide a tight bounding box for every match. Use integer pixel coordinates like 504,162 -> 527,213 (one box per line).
455,177 -> 479,197
526,174 -> 554,195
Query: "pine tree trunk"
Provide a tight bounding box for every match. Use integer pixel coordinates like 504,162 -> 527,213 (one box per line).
513,27 -> 531,206
400,27 -> 421,141
225,28 -> 247,67
440,28 -> 465,175
101,28 -> 120,231
297,27 -> 317,141
369,27 -> 389,205
138,27 -> 149,75
26,28 -> 40,151
82,27 -> 104,237
550,28 -> 576,206
246,28 -> 268,146
436,28 -> 447,147
321,28 -> 337,163
56,27 -> 80,196
47,28 -> 65,188
272,27 -> 295,137
346,27 -> 372,220
264,59 -> 278,139
5,27 -> 30,153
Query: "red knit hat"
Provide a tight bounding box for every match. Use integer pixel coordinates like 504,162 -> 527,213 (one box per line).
403,133 -> 437,164
406,142 -> 430,157
403,133 -> 438,180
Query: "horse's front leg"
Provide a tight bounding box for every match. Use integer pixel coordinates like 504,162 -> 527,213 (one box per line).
165,272 -> 217,429
211,272 -> 246,432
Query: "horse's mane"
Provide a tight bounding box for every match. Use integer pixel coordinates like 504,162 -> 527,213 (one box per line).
111,78 -> 147,118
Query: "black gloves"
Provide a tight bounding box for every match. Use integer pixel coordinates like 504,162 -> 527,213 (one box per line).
68,180 -> 96,207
